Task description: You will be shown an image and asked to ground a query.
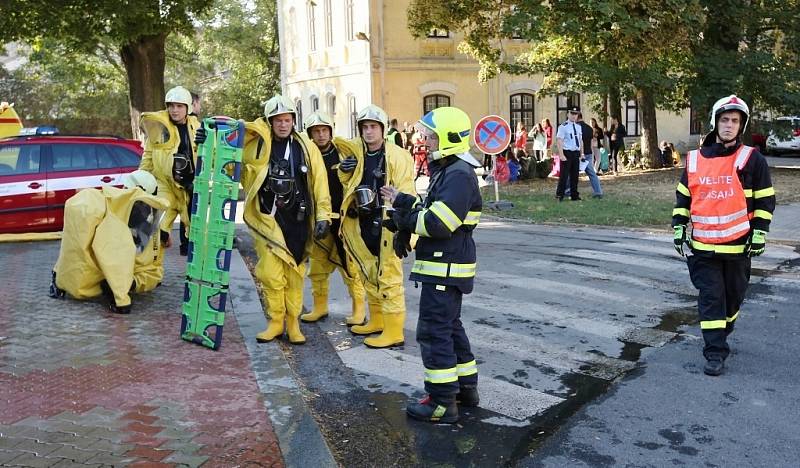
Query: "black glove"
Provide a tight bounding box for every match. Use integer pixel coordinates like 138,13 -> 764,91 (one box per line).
393,230 -> 412,259
314,220 -> 331,240
194,126 -> 207,145
382,217 -> 398,233
339,157 -> 357,173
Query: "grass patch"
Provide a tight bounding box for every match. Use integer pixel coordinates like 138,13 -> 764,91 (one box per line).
481,166 -> 800,228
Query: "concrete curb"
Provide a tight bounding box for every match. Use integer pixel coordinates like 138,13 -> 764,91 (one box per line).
227,250 -> 337,468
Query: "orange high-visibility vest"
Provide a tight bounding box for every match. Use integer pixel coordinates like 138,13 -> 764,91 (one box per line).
687,145 -> 754,244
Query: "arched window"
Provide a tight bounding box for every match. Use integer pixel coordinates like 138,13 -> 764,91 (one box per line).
510,93 -> 534,137
295,100 -> 304,132
307,2 -> 316,51
328,95 -> 336,117
348,96 -> 357,137
311,96 -> 319,112
556,92 -> 581,124
423,94 -> 450,114
626,99 -> 640,136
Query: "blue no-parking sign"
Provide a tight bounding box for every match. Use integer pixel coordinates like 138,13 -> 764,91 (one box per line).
474,115 -> 511,155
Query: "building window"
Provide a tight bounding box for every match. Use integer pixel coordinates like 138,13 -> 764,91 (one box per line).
510,93 -> 534,137
626,99 -> 640,136
328,95 -> 336,117
427,28 -> 449,38
345,0 -> 354,41
423,94 -> 450,115
311,96 -> 319,112
690,102 -> 703,135
324,0 -> 333,47
295,100 -> 303,132
556,92 -> 581,124
348,96 -> 357,138
307,2 -> 316,52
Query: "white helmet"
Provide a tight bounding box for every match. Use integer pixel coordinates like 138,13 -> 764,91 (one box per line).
264,95 -> 297,121
304,111 -> 334,136
165,86 -> 192,108
123,169 -> 158,195
709,95 -> 750,134
356,105 -> 389,134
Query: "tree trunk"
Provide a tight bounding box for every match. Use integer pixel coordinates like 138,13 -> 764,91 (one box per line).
608,85 -> 621,121
120,33 -> 167,139
636,87 -> 659,169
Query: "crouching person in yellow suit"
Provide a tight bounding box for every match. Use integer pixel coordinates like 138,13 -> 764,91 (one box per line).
49,170 -> 169,314
240,95 -> 332,345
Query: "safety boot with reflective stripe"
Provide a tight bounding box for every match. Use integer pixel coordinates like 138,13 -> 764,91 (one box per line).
300,294 -> 329,323
406,395 -> 459,424
456,385 -> 479,407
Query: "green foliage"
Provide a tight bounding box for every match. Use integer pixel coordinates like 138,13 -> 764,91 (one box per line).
166,0 -> 280,121
1,0 -> 280,134
0,0 -> 213,52
0,40 -> 131,135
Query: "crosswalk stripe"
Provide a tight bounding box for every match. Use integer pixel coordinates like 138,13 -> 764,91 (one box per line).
400,312 -> 636,381
338,346 -> 565,421
561,249 -> 679,272
479,270 -> 660,306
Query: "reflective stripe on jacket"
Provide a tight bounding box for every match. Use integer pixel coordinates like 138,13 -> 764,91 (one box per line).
408,156 -> 482,293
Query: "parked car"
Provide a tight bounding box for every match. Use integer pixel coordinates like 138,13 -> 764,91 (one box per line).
765,116 -> 800,155
0,129 -> 143,233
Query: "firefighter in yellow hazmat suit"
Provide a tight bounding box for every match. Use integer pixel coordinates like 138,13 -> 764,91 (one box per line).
338,105 -> 416,348
49,170 -> 169,313
240,95 -> 332,345
300,111 -> 367,324
138,86 -> 200,252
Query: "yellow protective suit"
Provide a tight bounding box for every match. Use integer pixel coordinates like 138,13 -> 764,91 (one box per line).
138,110 -> 199,235
338,138 -> 416,348
304,137 -> 367,325
52,186 -> 169,309
241,118 -> 332,344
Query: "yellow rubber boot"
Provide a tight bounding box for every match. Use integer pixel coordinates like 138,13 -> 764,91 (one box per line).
345,297 -> 366,326
301,295 -> 329,323
364,313 -> 405,348
350,304 -> 383,335
285,312 -> 307,345
256,291 -> 285,343
256,315 -> 285,343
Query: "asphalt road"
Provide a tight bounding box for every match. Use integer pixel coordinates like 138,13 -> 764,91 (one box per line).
237,218 -> 800,467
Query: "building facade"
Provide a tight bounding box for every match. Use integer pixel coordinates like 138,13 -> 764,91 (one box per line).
277,0 -> 703,150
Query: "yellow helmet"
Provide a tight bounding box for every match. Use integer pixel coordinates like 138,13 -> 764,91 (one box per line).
165,86 -> 192,108
304,111 -> 335,136
356,105 -> 388,134
123,169 -> 158,195
418,106 -> 478,165
264,95 -> 297,121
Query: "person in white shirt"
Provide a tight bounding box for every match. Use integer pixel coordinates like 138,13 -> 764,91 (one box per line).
555,106 -> 584,201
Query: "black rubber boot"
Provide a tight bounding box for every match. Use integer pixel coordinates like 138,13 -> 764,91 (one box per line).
48,271 -> 65,299
406,396 -> 459,424
704,358 -> 724,376
456,386 -> 479,407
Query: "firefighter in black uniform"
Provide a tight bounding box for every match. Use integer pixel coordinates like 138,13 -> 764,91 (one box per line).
381,106 -> 482,423
672,95 -> 775,376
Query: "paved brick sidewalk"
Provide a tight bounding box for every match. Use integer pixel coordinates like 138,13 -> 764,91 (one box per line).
0,240 -> 283,467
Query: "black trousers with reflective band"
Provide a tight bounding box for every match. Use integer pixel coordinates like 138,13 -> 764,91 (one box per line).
417,283 -> 477,404
687,254 -> 751,360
